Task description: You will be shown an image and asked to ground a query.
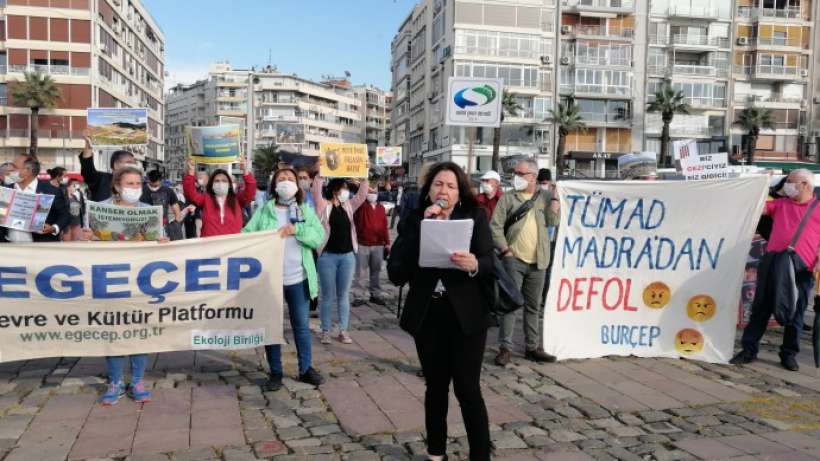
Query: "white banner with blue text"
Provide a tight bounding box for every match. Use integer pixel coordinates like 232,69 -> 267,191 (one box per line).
544,177 -> 768,363
0,231 -> 284,362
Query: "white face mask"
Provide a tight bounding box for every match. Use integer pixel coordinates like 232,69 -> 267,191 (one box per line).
782,182 -> 800,198
298,179 -> 311,190
120,187 -> 142,204
276,180 -> 298,200
337,189 -> 350,203
513,175 -> 529,192
540,184 -> 551,191
480,183 -> 495,197
367,193 -> 378,203
148,184 -> 161,192
6,171 -> 21,184
3,175 -> 15,186
197,179 -> 206,187
212,182 -> 230,197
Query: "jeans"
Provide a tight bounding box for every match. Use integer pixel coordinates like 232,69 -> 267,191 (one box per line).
415,298 -> 490,460
741,268 -> 815,359
318,251 -> 356,332
265,281 -> 313,376
106,354 -> 148,384
498,256 -> 545,351
354,244 -> 384,297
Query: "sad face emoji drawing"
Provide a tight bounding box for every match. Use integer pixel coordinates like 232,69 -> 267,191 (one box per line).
675,329 -> 704,355
687,295 -> 716,322
642,282 -> 671,309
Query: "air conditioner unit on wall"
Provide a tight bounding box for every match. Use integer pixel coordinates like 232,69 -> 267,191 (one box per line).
737,37 -> 748,46
812,130 -> 820,137
561,25 -> 572,35
801,69 -> 809,77
540,55 -> 551,65
560,56 -> 571,66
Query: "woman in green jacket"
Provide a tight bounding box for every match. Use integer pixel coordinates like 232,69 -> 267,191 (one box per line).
243,168 -> 325,391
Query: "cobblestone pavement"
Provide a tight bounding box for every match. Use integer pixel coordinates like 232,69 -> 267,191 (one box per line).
1,275 -> 819,461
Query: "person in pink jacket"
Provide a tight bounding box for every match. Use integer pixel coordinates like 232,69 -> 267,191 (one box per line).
312,172 -> 369,344
181,156 -> 256,237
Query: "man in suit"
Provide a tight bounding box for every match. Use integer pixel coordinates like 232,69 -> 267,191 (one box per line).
1,153 -> 70,243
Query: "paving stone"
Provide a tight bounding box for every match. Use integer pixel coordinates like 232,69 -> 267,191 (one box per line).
310,424 -> 341,436
615,413 -> 643,426
686,415 -> 722,427
393,431 -> 423,445
637,411 -> 671,423
342,450 -> 380,461
590,418 -> 623,429
644,422 -> 682,434
607,426 -> 645,438
514,425 -> 547,438
491,433 -> 528,450
549,430 -> 586,442
277,426 -> 310,441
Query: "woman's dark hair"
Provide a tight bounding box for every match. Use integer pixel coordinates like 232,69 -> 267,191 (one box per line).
206,169 -> 237,210
418,161 -> 477,212
47,167 -> 66,179
324,177 -> 348,200
110,150 -> 135,169
270,168 -> 304,204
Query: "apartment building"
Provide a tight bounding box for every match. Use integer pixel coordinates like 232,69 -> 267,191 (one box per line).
391,0 -> 558,179
392,0 -> 820,180
0,0 -> 165,171
352,84 -> 392,158
165,63 -> 391,180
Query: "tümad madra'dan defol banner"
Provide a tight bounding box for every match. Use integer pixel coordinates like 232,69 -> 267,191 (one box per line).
543,177 -> 769,364
0,231 -> 284,362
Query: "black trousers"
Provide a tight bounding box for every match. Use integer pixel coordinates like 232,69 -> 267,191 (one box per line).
414,298 -> 490,460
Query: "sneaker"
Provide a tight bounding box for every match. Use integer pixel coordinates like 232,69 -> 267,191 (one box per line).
128,381 -> 152,403
494,347 -> 512,367
780,353 -> 799,372
369,296 -> 387,306
100,382 -> 125,406
338,331 -> 353,344
729,350 -> 756,365
320,331 -> 332,344
525,348 -> 557,363
299,367 -> 325,386
263,374 -> 283,392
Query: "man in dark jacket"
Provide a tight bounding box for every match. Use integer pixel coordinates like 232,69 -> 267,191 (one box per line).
1,153 -> 69,243
79,136 -> 140,201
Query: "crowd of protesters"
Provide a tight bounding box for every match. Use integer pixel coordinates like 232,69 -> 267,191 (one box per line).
3,138 -> 818,461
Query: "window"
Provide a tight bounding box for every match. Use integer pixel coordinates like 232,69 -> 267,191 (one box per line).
455,61 -> 541,88
534,97 -> 552,121
454,29 -> 551,59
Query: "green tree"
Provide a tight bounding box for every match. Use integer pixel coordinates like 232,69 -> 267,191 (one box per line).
548,98 -> 586,178
253,144 -> 280,178
491,90 -> 524,172
735,107 -> 774,165
11,72 -> 61,157
646,82 -> 690,167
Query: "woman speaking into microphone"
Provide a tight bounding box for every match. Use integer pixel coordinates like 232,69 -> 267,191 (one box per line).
388,161 -> 494,461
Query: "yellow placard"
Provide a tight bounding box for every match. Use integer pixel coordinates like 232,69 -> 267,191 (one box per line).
319,143 -> 368,179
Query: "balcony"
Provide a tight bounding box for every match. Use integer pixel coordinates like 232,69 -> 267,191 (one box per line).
737,6 -> 808,21
578,111 -> 631,126
561,0 -> 634,14
755,36 -> 805,50
573,55 -> 631,67
734,94 -> 804,107
671,34 -> 729,50
686,97 -> 727,109
573,25 -> 634,40
671,64 -> 717,77
7,64 -> 90,77
560,83 -> 631,98
667,5 -> 719,19
754,65 -> 805,80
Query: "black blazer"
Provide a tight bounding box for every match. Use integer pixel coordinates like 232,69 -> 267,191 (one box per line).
0,180 -> 70,243
388,204 -> 495,337
79,153 -> 113,202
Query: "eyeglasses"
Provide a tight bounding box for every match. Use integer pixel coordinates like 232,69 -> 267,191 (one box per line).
514,171 -> 534,177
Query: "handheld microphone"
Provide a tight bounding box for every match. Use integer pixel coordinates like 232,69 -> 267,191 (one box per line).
429,198 -> 449,218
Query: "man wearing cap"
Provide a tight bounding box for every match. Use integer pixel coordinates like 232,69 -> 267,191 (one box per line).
477,170 -> 503,219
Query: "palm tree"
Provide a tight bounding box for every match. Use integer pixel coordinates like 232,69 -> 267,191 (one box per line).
491,91 -> 524,171
547,98 -> 586,178
253,144 -> 279,177
735,107 -> 774,165
646,82 -> 690,167
11,72 -> 61,157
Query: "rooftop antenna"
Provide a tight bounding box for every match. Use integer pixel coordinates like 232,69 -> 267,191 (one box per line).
268,48 -> 272,66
